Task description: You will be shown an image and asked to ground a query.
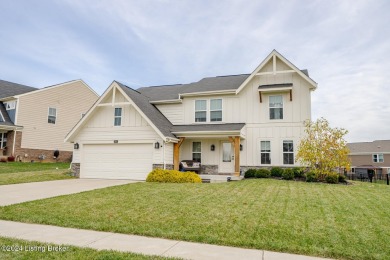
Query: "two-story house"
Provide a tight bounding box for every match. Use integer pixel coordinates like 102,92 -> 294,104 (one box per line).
0,79 -> 98,162
348,140 -> 390,176
65,50 -> 317,180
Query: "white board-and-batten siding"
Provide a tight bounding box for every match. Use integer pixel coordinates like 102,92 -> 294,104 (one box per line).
16,81 -> 97,151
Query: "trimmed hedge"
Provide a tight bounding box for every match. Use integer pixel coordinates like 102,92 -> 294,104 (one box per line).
293,167 -> 304,178
244,169 -> 257,178
271,167 -> 284,177
305,171 -> 318,182
146,169 -> 202,183
325,173 -> 339,184
255,169 -> 271,178
282,168 -> 294,180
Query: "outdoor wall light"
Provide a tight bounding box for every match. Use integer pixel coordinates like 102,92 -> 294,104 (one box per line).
154,142 -> 160,149
240,144 -> 243,151
74,143 -> 79,150
210,144 -> 215,151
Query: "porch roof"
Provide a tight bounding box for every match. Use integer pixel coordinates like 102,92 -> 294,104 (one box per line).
171,123 -> 245,138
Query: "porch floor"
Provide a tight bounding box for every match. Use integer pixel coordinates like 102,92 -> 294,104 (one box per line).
199,174 -> 243,183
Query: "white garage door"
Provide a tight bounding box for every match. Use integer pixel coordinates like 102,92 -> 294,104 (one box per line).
81,143 -> 153,180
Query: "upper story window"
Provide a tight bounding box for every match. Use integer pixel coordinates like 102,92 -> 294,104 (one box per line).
269,95 -> 283,120
195,100 -> 207,122
283,140 -> 294,165
195,99 -> 222,122
373,154 -> 384,163
4,101 -> 16,110
261,141 -> 271,164
210,99 -> 222,122
192,142 -> 201,162
48,107 -> 57,124
114,107 -> 122,126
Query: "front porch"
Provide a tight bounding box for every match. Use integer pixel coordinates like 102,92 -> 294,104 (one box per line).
171,123 -> 246,177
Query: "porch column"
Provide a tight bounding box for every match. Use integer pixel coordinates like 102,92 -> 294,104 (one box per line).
234,136 -> 240,176
173,137 -> 185,170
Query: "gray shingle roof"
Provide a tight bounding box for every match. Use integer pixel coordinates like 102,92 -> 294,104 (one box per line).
137,74 -> 250,101
0,102 -> 15,127
171,123 -> 245,133
348,140 -> 390,153
116,82 -> 176,139
0,80 -> 37,99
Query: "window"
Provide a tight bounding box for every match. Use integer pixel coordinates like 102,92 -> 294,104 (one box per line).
0,133 -> 7,149
5,101 -> 16,110
283,140 -> 294,165
48,107 -> 57,124
114,107 -> 122,126
373,154 -> 384,163
192,142 -> 201,162
210,99 -> 222,122
195,100 -> 207,122
261,141 -> 271,164
269,95 -> 283,120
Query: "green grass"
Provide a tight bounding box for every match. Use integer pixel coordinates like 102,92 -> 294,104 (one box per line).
0,236 -> 177,260
0,162 -> 69,173
0,179 -> 389,260
0,162 -> 74,185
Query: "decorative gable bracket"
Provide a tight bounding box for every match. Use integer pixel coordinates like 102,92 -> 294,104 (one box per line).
258,83 -> 293,103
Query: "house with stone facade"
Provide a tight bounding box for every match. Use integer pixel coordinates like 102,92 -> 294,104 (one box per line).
65,50 -> 317,180
0,79 -> 98,162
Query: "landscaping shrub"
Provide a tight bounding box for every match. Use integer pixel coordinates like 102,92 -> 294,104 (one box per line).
305,171 -> 318,182
270,167 -> 284,177
293,167 -> 304,178
338,174 -> 346,183
146,168 -> 202,183
325,173 -> 339,184
255,169 -> 270,178
282,168 -> 294,180
0,157 -> 7,163
244,169 -> 257,178
7,156 -> 15,162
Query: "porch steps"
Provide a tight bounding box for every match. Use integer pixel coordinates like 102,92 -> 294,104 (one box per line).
199,174 -> 243,183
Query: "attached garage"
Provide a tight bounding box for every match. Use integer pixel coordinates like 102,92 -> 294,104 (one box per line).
81,143 -> 153,180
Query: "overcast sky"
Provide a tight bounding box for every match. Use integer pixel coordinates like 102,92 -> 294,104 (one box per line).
1,0 -> 389,142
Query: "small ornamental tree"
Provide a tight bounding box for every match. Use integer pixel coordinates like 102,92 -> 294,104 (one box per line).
296,118 -> 351,181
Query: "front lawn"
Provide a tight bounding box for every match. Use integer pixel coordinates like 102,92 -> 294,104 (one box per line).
0,236 -> 176,260
0,179 -> 389,260
0,162 -> 74,185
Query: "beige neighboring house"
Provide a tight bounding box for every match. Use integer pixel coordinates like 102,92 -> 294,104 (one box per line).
0,79 -> 98,162
65,50 -> 317,180
348,140 -> 390,176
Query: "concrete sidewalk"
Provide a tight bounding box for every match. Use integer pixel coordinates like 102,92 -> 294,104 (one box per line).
0,179 -> 136,206
0,220 -> 331,260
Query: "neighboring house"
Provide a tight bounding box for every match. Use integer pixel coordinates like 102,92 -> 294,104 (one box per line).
347,140 -> 390,176
65,50 -> 317,180
0,79 -> 98,162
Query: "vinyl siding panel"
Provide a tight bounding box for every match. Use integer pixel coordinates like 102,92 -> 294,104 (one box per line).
17,81 -> 97,151
155,104 -> 184,125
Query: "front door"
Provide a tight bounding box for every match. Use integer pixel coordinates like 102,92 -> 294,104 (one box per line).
219,141 -> 234,173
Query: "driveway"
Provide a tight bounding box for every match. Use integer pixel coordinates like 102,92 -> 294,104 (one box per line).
0,179 -> 137,206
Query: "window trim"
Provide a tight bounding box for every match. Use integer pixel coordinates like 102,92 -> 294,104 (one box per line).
5,101 -> 16,110
0,132 -> 7,149
269,95 -> 284,120
260,140 -> 271,165
192,141 -> 202,162
194,100 -> 207,123
114,107 -> 122,127
210,98 -> 223,122
48,107 -> 57,124
373,153 -> 384,163
283,140 -> 294,165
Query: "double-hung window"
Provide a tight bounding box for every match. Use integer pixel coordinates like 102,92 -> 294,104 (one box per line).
283,140 -> 294,165
192,142 -> 201,162
48,107 -> 57,124
195,100 -> 207,122
373,154 -> 384,163
0,133 -> 7,149
269,95 -> 283,120
261,141 -> 271,164
210,99 -> 222,122
114,107 -> 122,126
